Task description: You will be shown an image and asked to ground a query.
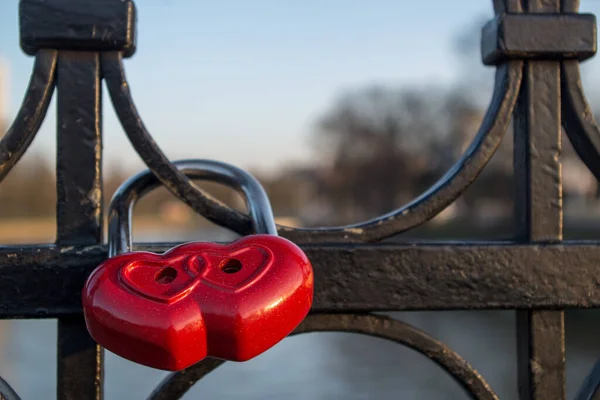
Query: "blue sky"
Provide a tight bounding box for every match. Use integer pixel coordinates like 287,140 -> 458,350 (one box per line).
1,1 -> 600,175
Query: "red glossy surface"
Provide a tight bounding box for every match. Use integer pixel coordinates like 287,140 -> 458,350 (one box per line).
82,234 -> 314,371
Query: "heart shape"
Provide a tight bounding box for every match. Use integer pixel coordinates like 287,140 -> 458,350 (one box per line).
82,234 -> 314,371
119,254 -> 203,303
197,245 -> 271,292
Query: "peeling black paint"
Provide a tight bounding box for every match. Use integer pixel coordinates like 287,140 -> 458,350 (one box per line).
1,0 -> 599,398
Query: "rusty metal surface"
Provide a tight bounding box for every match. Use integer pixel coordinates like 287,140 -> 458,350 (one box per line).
4,243 -> 600,318
55,51 -> 104,400
1,0 -> 600,398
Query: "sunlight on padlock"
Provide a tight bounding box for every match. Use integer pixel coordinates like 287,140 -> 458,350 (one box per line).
83,160 -> 314,372
2,0 -> 600,398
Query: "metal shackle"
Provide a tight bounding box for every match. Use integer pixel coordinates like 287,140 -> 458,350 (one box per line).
0,376 -> 21,400
107,159 -> 277,257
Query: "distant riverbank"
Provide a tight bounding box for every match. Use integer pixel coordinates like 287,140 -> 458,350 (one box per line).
1,223 -> 600,398
0,216 -> 188,244
0,215 -> 303,244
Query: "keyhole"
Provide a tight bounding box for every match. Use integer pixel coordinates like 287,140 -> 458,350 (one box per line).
155,267 -> 177,284
220,259 -> 242,274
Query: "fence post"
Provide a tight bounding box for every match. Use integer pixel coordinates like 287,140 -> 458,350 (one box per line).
513,1 -> 565,399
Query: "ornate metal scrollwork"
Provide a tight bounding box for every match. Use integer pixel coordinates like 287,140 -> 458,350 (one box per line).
0,0 -> 598,398
147,314 -> 499,400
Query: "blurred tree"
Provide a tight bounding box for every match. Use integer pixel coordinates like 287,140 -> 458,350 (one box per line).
311,85 -> 489,223
451,13 -> 598,204
304,15 -> 600,226
0,151 -> 55,218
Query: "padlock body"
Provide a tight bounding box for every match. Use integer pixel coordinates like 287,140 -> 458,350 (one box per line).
82,251 -> 208,371
174,234 -> 314,361
82,234 -> 313,370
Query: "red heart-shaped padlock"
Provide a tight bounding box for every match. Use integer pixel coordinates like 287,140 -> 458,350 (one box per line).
82,234 -> 313,370
83,159 -> 315,371
176,234 -> 313,361
82,250 -> 208,371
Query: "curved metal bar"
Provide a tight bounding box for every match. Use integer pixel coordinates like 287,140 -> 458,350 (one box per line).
281,61 -> 523,243
102,52 -> 253,236
574,358 -> 600,400
103,48 -> 522,244
108,159 -> 277,256
559,0 -> 600,181
561,59 -> 600,182
0,50 -> 57,181
0,376 -> 21,400
147,314 -> 499,400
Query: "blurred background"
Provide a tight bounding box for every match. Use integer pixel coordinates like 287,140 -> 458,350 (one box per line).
2,0 -> 600,398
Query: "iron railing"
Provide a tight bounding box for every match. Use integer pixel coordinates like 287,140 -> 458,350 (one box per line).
2,0 -> 600,398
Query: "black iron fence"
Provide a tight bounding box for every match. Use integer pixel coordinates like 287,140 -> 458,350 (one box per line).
2,0 -> 600,398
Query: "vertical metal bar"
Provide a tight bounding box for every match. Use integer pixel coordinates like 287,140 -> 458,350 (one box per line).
514,1 -> 565,399
55,51 -> 104,400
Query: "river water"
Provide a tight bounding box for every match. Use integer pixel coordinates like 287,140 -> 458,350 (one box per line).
0,229 -> 599,399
